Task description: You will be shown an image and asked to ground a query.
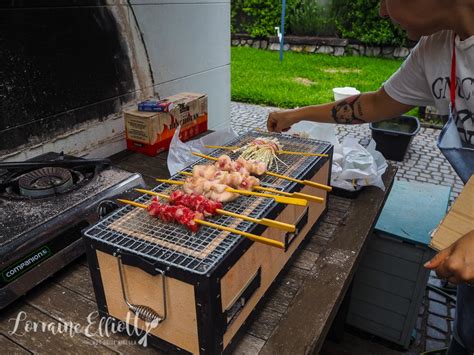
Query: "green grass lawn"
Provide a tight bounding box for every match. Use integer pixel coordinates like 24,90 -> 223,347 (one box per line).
231,46 -> 404,109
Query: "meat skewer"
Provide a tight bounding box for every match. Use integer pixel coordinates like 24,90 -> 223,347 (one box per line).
155,178 -> 307,207
193,153 -> 333,192
135,188 -> 296,232
117,199 -> 286,250
179,171 -> 324,204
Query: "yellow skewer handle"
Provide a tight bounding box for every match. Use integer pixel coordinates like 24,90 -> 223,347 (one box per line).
135,188 -> 170,200
192,152 -> 218,161
216,209 -> 295,233
292,192 -> 325,203
253,186 -> 292,196
117,199 -> 148,209
195,219 -> 285,250
277,150 -> 329,158
225,187 -> 307,207
156,178 -> 185,185
302,180 -> 333,192
179,171 -> 192,176
265,171 -> 332,192
205,145 -> 238,150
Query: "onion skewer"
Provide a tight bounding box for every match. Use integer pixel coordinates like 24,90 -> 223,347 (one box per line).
204,145 -> 329,158
117,199 -> 285,250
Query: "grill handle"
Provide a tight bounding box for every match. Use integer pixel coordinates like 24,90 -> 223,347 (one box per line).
115,254 -> 167,325
284,207 -> 309,250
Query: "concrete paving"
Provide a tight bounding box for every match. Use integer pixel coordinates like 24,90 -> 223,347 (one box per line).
230,101 -> 463,354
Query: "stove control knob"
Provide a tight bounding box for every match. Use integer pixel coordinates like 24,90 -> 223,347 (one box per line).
97,200 -> 119,219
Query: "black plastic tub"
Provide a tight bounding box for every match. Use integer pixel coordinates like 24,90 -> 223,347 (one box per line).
370,115 -> 420,161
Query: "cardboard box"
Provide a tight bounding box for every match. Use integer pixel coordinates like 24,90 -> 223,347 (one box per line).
430,176 -> 474,251
125,92 -> 208,156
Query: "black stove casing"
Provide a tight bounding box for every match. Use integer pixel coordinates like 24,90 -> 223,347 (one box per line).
0,152 -> 145,309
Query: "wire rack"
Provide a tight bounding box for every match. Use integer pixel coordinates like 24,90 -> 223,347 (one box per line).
84,130 -> 332,275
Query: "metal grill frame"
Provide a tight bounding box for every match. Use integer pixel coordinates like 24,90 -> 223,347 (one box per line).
83,131 -> 332,275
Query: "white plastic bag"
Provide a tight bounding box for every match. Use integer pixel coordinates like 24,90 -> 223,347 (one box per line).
286,121 -> 387,191
332,137 -> 387,191
167,126 -> 238,176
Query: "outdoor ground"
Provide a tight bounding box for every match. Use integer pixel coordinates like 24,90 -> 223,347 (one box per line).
230,101 -> 463,354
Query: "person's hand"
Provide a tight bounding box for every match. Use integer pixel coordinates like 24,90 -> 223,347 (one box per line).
424,230 -> 474,285
267,110 -> 297,133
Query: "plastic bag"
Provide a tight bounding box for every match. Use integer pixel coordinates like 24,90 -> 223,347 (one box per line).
167,126 -> 238,176
332,137 -> 387,191
286,121 -> 387,191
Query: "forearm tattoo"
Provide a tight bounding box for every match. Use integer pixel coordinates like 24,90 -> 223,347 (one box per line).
331,95 -> 366,124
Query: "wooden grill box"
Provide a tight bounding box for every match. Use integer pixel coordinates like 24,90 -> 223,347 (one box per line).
83,132 -> 333,354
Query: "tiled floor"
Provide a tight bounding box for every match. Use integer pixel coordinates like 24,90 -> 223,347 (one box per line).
230,101 -> 462,354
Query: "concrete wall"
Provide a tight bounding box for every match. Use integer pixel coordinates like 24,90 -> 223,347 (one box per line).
131,0 -> 231,131
0,0 -> 230,161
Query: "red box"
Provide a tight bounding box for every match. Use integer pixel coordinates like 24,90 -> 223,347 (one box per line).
125,93 -> 208,156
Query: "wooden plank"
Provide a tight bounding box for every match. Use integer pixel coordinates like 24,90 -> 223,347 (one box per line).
53,262 -> 95,302
24,279 -> 158,354
233,333 -> 266,354
247,306 -> 283,340
292,250 -> 320,271
264,267 -> 311,315
0,334 -> 31,354
0,303 -> 114,354
260,165 -> 397,355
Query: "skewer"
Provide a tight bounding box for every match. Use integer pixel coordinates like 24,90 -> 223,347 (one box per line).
178,171 -> 324,204
135,188 -> 296,232
117,199 -> 285,250
192,152 -> 333,192
204,145 -> 329,158
155,179 -> 307,207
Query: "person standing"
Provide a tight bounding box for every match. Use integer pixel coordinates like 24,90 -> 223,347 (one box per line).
267,1 -> 474,353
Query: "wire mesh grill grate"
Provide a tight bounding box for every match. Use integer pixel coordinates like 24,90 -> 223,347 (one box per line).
84,130 -> 332,275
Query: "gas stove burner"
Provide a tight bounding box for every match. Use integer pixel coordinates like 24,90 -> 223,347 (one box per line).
18,167 -> 74,198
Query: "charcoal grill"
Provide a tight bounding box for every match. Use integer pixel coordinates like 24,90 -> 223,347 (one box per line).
83,131 -> 333,354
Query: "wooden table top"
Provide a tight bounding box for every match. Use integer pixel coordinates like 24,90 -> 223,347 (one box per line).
0,149 -> 396,354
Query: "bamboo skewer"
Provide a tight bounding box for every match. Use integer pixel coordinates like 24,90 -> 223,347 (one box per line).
204,145 -> 329,158
117,199 -> 285,250
155,178 -> 307,207
135,188 -> 296,232
192,152 -> 333,192
178,171 -> 324,204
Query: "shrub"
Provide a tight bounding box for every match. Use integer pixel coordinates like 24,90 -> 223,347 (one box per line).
333,0 -> 408,46
231,0 -> 282,38
287,0 -> 337,37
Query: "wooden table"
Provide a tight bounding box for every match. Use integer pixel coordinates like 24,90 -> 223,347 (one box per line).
0,149 -> 396,354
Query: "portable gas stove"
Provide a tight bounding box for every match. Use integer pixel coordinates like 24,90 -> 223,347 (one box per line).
83,131 -> 333,354
0,152 -> 145,309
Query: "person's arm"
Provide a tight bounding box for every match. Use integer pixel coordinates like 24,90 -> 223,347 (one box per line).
424,230 -> 474,285
267,87 -> 413,132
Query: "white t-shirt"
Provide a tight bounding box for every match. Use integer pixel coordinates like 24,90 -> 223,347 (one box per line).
384,30 -> 474,145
